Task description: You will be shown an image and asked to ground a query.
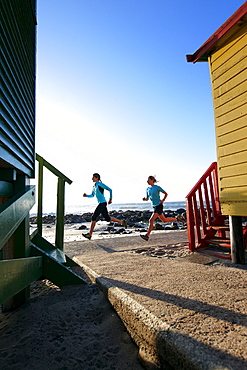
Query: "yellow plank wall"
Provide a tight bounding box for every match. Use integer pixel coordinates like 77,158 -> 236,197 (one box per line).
209,22 -> 247,216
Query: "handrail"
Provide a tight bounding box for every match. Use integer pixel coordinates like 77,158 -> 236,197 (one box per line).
36,154 -> 72,251
186,162 -> 223,251
186,162 -> 218,198
0,186 -> 35,250
36,154 -> 72,184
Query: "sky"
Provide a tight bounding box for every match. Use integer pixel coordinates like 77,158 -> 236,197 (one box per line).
33,0 -> 245,213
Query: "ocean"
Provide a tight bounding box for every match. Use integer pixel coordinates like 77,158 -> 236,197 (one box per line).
31,201 -> 186,216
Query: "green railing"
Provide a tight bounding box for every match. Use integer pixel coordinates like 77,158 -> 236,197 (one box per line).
0,180 -> 41,306
36,154 -> 72,251
0,186 -> 36,250
0,156 -> 85,307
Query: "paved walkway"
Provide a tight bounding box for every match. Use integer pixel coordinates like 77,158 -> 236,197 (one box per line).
65,231 -> 247,370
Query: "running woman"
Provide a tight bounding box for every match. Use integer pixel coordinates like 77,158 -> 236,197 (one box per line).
141,175 -> 183,241
82,173 -> 127,240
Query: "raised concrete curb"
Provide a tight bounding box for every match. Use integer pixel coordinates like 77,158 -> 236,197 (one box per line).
73,257 -> 231,370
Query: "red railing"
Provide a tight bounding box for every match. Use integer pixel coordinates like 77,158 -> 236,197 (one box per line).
186,162 -> 225,252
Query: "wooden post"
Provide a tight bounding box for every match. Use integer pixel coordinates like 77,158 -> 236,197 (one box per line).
229,216 -> 245,264
1,195 -> 14,311
37,156 -> 44,235
55,178 -> 65,251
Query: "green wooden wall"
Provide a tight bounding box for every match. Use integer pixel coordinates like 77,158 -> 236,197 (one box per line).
1,0 -> 37,177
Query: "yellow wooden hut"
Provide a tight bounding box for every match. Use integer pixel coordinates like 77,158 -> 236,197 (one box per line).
187,3 -> 247,217
186,3 -> 247,263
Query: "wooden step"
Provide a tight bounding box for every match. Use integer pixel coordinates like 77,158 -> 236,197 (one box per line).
208,225 -> 230,231
205,237 -> 231,248
198,249 -> 231,260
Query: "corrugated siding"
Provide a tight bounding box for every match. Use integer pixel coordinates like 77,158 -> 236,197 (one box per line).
210,22 -> 247,216
1,0 -> 36,177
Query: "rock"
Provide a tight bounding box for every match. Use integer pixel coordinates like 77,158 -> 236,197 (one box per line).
117,228 -> 125,233
164,210 -> 176,218
141,211 -> 152,220
164,225 -> 172,230
154,223 -> 164,230
176,208 -> 186,214
30,209 -> 187,231
170,222 -> 179,230
106,226 -> 115,232
136,228 -> 147,233
78,225 -> 87,230
64,214 -> 87,224
133,222 -> 147,229
82,213 -> 93,222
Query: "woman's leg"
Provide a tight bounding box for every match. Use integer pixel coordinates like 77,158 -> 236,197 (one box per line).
82,220 -> 96,239
89,204 -> 103,236
110,217 -> 127,228
82,204 -> 101,239
146,213 -> 159,237
89,220 -> 96,236
158,214 -> 177,223
101,204 -> 127,228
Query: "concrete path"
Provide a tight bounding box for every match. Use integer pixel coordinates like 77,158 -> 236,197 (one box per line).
65,231 -> 247,370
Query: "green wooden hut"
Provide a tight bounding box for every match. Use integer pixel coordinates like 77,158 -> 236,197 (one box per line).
1,0 -> 37,310
1,0 -> 86,311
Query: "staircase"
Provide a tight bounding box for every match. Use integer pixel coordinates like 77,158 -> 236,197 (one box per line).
30,154 -> 88,286
186,162 -> 247,260
0,154 -> 87,308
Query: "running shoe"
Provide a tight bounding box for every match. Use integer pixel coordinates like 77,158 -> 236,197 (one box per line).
140,234 -> 149,241
176,216 -> 185,224
82,233 -> 92,240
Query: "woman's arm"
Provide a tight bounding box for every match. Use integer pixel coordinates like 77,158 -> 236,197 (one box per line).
100,182 -> 113,201
83,188 -> 95,198
160,190 -> 168,203
143,189 -> 149,201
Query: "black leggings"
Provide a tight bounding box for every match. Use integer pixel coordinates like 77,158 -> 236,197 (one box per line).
92,202 -> 111,222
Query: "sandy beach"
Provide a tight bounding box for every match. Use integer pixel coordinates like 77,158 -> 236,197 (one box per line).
1,222 -> 246,369
0,223 -> 187,370
0,223 -> 147,369
32,219 -> 186,245
0,279 -> 144,370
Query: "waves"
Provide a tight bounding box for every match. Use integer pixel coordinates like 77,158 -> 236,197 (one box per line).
31,202 -> 186,216
64,202 -> 186,215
